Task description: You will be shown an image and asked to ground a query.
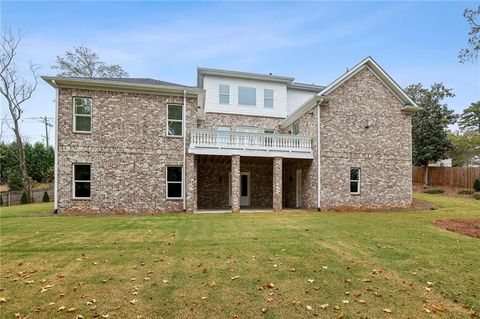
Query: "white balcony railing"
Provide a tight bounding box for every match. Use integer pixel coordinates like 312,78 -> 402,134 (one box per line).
189,129 -> 313,158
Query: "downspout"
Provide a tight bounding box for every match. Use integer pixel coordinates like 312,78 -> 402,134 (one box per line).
316,101 -> 321,211
182,89 -> 187,211
53,80 -> 59,213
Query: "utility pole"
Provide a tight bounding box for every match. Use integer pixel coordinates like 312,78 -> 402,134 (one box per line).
40,116 -> 54,147
25,116 -> 54,147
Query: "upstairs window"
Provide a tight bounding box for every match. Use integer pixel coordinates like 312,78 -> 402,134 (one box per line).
219,84 -> 230,104
73,97 -> 92,132
264,89 -> 274,108
238,86 -> 256,106
292,121 -> 300,135
166,166 -> 183,199
350,168 -> 360,194
167,104 -> 183,137
73,164 -> 91,199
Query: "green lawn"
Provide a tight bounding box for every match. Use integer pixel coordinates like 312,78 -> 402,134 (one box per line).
0,194 -> 479,319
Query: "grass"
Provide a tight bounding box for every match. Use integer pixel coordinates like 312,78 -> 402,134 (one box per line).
0,194 -> 479,319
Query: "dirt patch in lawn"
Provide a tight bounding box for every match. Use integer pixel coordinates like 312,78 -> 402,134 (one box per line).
434,219 -> 480,239
413,184 -> 478,197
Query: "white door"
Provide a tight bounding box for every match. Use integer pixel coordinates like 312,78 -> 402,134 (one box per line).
240,172 -> 250,206
217,126 -> 231,146
228,172 -> 251,207
296,169 -> 303,208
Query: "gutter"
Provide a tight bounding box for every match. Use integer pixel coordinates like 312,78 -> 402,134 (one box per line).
316,101 -> 321,211
53,80 -> 59,213
182,90 -> 187,211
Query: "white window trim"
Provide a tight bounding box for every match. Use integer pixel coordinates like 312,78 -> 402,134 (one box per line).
166,166 -> 183,200
72,163 -> 91,200
219,84 -> 230,105
73,97 -> 92,133
238,86 -> 257,106
350,167 -> 361,195
166,104 -> 183,138
264,89 -> 274,108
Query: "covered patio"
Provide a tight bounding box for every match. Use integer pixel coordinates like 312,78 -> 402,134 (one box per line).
196,155 -> 312,212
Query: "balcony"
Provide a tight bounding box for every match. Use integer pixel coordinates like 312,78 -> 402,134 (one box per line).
188,129 -> 313,159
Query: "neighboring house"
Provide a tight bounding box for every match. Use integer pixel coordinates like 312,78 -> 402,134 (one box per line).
429,158 -> 453,167
42,57 -> 421,214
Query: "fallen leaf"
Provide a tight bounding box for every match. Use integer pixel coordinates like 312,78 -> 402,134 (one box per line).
382,308 -> 392,313
342,300 -> 349,304
231,276 -> 240,280
57,306 -> 65,311
0,297 -> 6,303
67,307 -> 76,313
426,281 -> 434,287
358,299 -> 366,304
162,279 -> 169,283
320,304 -> 329,309
129,299 -> 138,305
261,308 -> 267,314
322,266 -> 328,270
306,305 -> 313,311
75,315 -> 84,319
307,279 -> 315,283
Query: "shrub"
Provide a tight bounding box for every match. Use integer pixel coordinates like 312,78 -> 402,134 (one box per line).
0,194 -> 3,206
458,189 -> 474,195
423,188 -> 444,194
20,192 -> 28,204
7,170 -> 24,191
474,178 -> 480,192
42,191 -> 50,202
473,193 -> 480,200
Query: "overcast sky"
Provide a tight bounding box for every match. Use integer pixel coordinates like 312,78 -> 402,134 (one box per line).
1,1 -> 479,145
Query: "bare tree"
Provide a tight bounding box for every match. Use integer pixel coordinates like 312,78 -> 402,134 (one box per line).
459,5 -> 480,63
0,29 -> 37,202
52,45 -> 129,77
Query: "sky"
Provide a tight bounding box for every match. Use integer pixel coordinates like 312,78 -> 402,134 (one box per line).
1,1 -> 479,145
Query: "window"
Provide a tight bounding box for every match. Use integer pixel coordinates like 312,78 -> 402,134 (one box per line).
238,86 -> 256,106
292,121 -> 300,135
264,89 -> 274,108
73,164 -> 91,198
73,97 -> 92,132
219,84 -> 230,104
166,166 -> 183,199
167,104 -> 183,137
264,129 -> 275,134
350,168 -> 360,194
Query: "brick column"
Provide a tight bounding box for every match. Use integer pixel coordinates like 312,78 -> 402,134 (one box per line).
273,157 -> 282,212
231,155 -> 241,213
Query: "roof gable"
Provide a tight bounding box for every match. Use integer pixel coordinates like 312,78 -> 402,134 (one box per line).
281,57 -> 421,127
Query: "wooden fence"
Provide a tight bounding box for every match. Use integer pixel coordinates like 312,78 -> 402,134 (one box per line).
412,166 -> 480,188
0,187 -> 54,206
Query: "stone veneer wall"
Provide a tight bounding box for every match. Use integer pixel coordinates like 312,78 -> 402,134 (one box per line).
57,88 -> 198,214
198,112 -> 283,132
197,158 -> 274,209
283,66 -> 413,209
318,67 -> 412,209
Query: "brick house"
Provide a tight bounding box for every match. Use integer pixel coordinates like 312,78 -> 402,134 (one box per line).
42,57 -> 421,214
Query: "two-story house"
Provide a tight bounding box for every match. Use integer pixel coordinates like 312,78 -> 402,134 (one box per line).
43,57 -> 421,214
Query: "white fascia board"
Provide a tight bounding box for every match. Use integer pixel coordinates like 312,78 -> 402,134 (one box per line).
188,147 -> 313,159
197,67 -> 295,84
41,76 -> 203,96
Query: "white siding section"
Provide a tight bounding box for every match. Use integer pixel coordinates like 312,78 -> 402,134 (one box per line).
287,88 -> 316,116
203,75 -> 288,118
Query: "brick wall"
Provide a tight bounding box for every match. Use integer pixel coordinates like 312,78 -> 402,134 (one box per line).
57,88 -> 198,213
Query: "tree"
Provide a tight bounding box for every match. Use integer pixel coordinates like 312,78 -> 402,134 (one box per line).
0,29 -> 37,202
52,45 -> 129,77
406,83 -> 457,185
459,5 -> 480,63
448,131 -> 480,166
458,101 -> 480,132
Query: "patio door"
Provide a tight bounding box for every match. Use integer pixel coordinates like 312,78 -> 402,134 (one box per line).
228,172 -> 251,207
240,172 -> 250,206
296,169 -> 303,208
